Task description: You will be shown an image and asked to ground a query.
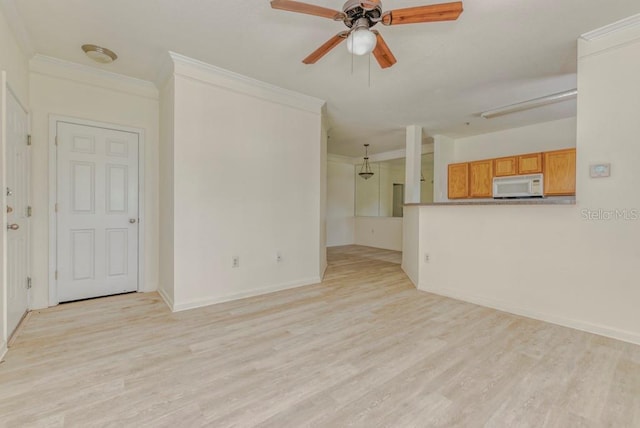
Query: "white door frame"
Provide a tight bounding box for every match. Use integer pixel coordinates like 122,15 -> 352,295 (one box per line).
48,116 -> 145,306
2,74 -> 31,347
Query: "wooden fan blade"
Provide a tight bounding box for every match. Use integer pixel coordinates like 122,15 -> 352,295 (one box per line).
371,31 -> 397,69
271,0 -> 344,20
303,32 -> 348,64
381,1 -> 463,25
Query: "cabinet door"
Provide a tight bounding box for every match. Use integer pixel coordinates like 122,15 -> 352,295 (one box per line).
494,156 -> 517,177
519,153 -> 543,174
448,163 -> 469,199
469,160 -> 494,198
544,148 -> 576,195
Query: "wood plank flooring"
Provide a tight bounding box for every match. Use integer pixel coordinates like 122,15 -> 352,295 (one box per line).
1,245 -> 639,427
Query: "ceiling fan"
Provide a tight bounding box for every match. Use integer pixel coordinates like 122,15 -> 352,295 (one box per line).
271,0 -> 463,69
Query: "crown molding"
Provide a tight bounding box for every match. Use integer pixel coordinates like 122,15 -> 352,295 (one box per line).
168,52 -> 325,115
580,13 -> 640,41
579,14 -> 640,59
30,54 -> 158,99
0,0 -> 35,57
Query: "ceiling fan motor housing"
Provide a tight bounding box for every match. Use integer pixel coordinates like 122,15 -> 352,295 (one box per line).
342,0 -> 382,28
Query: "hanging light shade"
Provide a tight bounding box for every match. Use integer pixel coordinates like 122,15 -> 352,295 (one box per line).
346,18 -> 377,57
346,27 -> 377,56
359,144 -> 374,180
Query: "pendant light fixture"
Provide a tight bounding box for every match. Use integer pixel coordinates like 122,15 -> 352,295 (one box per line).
359,144 -> 374,180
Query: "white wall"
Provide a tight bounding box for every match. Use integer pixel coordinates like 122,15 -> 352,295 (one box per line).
327,156 -> 355,247
161,53 -> 325,311
319,113 -> 328,275
401,206 -> 419,285
433,134 -> 454,202
29,56 -> 160,308
0,6 -> 29,356
415,26 -> 640,345
0,8 -> 28,103
454,117 -> 576,162
158,76 -> 175,306
354,217 -> 403,251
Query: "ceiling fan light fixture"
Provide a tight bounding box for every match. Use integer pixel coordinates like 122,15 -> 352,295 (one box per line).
82,44 -> 118,64
346,27 -> 377,56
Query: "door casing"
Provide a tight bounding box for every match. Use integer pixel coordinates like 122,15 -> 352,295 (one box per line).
5,83 -> 30,336
48,116 -> 145,306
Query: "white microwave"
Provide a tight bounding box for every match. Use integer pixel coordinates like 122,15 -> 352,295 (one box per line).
493,173 -> 544,198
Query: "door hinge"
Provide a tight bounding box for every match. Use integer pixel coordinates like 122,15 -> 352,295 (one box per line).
27,134 -> 32,146
27,206 -> 32,217
27,277 -> 32,289
55,270 -> 58,280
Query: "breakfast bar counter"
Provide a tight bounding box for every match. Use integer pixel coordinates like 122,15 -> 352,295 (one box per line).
405,198 -> 576,206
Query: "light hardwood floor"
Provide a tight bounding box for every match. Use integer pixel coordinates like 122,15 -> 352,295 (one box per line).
1,245 -> 639,427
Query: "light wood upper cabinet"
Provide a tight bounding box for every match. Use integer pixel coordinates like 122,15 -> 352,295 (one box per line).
469,160 -> 494,198
494,156 -> 518,177
448,163 -> 469,199
544,148 -> 576,195
518,153 -> 543,174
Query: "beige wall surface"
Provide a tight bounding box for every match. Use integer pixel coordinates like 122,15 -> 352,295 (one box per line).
158,76 -> 175,305
162,56 -> 325,311
354,216 -> 403,252
327,159 -> 355,247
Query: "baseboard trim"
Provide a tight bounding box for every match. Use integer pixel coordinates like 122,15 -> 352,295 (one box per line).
421,285 -> 640,346
0,340 -> 7,361
157,287 -> 175,311
172,276 -> 322,312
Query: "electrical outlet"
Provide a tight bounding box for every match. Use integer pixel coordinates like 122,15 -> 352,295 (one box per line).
232,256 -> 240,268
424,254 -> 430,263
276,252 -> 282,263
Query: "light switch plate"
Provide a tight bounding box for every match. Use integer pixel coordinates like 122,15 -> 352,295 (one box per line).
590,163 -> 611,178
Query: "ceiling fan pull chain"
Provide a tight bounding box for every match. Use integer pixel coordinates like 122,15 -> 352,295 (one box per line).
351,44 -> 354,75
368,53 -> 371,88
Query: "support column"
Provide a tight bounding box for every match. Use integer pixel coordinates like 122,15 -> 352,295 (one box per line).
405,125 -> 422,203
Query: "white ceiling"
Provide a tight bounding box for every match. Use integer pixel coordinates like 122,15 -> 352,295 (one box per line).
5,0 -> 640,156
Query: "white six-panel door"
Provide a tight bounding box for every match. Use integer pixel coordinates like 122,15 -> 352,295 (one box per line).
6,87 -> 30,337
56,122 -> 139,302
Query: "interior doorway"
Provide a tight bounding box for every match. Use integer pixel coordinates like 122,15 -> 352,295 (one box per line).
5,81 -> 30,338
50,118 -> 144,304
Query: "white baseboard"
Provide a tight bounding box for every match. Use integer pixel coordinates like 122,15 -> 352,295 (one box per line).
157,287 -> 175,311
0,340 -> 7,361
421,285 -> 640,346
172,276 -> 322,312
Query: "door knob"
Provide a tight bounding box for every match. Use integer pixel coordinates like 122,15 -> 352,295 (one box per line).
7,224 -> 19,230
129,218 -> 137,224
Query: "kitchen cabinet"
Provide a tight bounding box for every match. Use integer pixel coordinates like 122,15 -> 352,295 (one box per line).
469,160 -> 494,198
544,148 -> 576,195
518,153 -> 543,174
494,156 -> 518,177
448,163 -> 469,199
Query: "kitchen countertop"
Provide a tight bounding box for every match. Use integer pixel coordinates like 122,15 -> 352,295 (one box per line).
405,198 -> 576,206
